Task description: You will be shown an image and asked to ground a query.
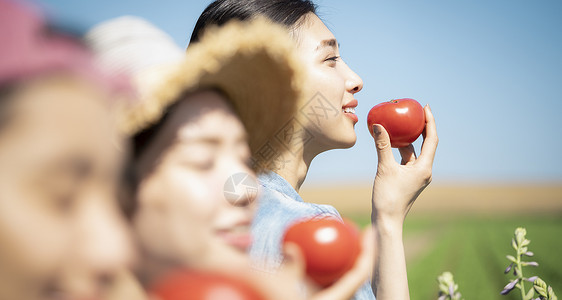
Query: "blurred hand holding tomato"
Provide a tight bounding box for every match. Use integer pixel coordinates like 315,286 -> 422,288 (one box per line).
282,217 -> 361,287
279,217 -> 376,300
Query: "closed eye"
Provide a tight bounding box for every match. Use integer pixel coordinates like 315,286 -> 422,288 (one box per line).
324,56 -> 341,68
325,56 -> 340,62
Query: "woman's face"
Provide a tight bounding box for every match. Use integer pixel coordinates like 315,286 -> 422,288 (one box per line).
294,13 -> 363,152
0,76 -> 133,300
134,90 -> 257,278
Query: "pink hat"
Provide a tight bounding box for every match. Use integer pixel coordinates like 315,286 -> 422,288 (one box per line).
0,0 -> 130,93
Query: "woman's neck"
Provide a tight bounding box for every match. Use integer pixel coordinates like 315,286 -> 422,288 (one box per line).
271,139 -> 321,192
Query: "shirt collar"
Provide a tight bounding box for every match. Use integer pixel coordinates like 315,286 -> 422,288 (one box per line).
257,171 -> 304,203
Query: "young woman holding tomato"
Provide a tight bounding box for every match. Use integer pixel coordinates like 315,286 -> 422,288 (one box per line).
189,1 -> 439,299
0,1 -> 134,300
88,16 -> 374,300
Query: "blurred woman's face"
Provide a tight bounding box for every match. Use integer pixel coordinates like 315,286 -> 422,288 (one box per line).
134,90 -> 257,280
0,76 -> 134,300
294,13 -> 364,153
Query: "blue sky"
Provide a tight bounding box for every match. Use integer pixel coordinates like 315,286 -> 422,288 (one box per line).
41,0 -> 562,184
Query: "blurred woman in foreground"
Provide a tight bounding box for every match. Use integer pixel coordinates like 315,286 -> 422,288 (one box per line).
0,1 -> 134,300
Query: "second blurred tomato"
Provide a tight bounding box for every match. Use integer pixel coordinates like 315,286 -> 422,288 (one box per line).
282,217 -> 361,287
150,270 -> 265,300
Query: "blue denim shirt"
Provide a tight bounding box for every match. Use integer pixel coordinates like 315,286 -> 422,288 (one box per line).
250,171 -> 376,300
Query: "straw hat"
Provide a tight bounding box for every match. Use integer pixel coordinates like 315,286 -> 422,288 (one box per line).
87,16 -> 303,170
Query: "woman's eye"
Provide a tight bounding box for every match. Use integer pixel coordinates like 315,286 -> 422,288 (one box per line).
41,177 -> 80,215
324,56 -> 340,66
176,145 -> 216,172
181,159 -> 215,171
194,160 -> 214,171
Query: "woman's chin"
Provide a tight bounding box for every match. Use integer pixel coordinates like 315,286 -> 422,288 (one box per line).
340,138 -> 357,149
202,240 -> 251,271
336,129 -> 357,149
319,132 -> 356,151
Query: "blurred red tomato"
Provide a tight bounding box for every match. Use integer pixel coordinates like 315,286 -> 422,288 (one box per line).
150,270 -> 265,300
282,217 -> 361,287
367,98 -> 425,148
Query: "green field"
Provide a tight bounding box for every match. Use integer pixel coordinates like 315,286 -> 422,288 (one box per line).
350,215 -> 562,300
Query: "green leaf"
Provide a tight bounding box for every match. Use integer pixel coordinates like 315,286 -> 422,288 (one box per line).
535,284 -> 548,297
534,277 -> 547,289
526,287 -> 535,299
548,286 -> 558,300
515,227 -> 527,245
533,277 -> 547,297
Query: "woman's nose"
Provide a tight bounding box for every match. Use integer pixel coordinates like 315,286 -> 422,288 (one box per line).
75,195 -> 135,281
61,195 -> 135,298
344,63 -> 364,94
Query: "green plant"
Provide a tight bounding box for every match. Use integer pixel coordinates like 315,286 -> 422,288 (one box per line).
437,271 -> 463,300
501,227 -> 540,299
533,277 -> 558,300
434,226 -> 558,300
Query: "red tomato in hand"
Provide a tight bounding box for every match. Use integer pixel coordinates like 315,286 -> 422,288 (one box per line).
282,217 -> 361,287
150,270 -> 265,300
367,98 -> 425,148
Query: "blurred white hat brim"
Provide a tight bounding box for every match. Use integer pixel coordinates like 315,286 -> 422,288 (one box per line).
86,16 -> 184,75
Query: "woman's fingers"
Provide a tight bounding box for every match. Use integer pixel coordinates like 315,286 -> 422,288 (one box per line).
312,226 -> 375,300
398,144 -> 416,165
255,242 -> 307,300
372,124 -> 394,166
418,105 -> 438,168
280,242 -> 306,280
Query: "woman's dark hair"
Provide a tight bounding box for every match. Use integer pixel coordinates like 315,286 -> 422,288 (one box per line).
120,101 -> 179,219
189,0 -> 316,45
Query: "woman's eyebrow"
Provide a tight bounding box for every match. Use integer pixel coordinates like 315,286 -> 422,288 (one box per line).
315,38 -> 340,51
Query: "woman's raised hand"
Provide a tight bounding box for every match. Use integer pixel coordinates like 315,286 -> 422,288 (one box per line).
371,105 -> 438,224
369,104 -> 438,300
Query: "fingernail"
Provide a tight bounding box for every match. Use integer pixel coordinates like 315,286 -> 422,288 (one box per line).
372,124 -> 381,136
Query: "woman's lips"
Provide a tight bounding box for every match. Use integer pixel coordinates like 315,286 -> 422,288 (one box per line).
343,99 -> 359,123
344,111 -> 358,123
342,99 -> 359,124
343,99 -> 358,109
216,220 -> 253,251
216,230 -> 253,251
